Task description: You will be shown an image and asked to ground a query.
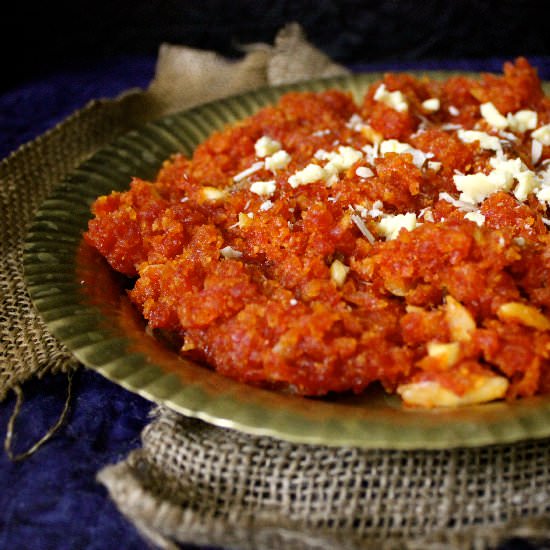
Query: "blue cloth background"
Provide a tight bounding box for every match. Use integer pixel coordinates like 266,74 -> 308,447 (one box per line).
1,55 -> 550,550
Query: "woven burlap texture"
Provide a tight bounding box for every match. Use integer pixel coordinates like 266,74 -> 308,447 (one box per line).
99,408 -> 550,550
0,94 -> 142,399
0,22 -> 345,401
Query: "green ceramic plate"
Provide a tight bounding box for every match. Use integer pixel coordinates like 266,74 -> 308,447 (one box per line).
24,72 -> 550,449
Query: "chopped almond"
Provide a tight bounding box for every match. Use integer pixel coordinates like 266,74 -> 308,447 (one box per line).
397,376 -> 509,407
426,341 -> 461,368
445,296 -> 476,342
330,259 -> 350,288
200,186 -> 226,202
497,302 -> 550,331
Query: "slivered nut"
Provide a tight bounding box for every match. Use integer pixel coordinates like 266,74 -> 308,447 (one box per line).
330,259 -> 350,288
181,339 -> 196,352
497,302 -> 550,331
238,212 -> 254,228
385,281 -> 408,297
360,125 -> 383,144
397,376 -> 509,408
445,296 -> 476,341
426,341 -> 460,368
201,186 -> 226,201
220,246 -> 243,259
405,305 -> 424,314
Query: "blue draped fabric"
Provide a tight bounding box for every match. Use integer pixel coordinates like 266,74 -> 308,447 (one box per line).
1,55 -> 549,550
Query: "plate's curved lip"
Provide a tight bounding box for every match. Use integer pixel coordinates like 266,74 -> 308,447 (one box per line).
23,71 -> 550,450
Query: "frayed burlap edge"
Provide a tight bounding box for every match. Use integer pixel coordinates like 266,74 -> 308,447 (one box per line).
0,91 -> 149,399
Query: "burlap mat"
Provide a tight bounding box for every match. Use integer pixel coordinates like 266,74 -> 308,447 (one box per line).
99,409 -> 550,550
2,23 -> 550,549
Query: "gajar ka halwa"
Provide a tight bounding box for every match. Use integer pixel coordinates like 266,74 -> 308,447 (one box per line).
85,58 -> 550,407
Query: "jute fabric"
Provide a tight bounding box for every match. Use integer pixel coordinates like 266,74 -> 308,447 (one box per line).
0,92 -> 145,399
2,23 -> 550,549
99,408 -> 550,550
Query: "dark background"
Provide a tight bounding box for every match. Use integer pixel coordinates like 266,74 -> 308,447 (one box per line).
3,0 -> 549,94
